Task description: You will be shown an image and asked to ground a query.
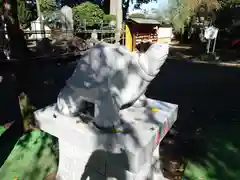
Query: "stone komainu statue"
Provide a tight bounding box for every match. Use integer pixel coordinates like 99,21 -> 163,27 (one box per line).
56,42 -> 169,128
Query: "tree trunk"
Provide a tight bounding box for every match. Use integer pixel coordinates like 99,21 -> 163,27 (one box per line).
6,0 -> 30,87
5,0 -> 30,132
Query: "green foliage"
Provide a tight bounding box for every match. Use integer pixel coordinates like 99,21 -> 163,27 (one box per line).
0,0 -> 3,14
128,13 -> 146,19
16,0 -> 57,28
73,2 -> 105,28
0,130 -> 58,180
215,0 -> 240,28
17,0 -> 36,28
19,92 -> 36,130
219,0 -> 240,7
170,1 -> 193,33
103,14 -> 116,23
39,0 -> 57,13
157,0 -> 221,33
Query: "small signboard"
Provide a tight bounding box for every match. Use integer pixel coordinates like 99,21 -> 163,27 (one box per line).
204,26 -> 219,40
157,27 -> 173,43
157,27 -> 172,38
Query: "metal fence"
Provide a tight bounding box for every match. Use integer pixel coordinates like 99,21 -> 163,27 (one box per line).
24,19 -> 125,45
0,19 -> 126,61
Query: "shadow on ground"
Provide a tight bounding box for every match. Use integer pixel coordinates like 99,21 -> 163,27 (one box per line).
0,72 -> 58,178
146,58 -> 240,180
0,129 -> 58,180
24,61 -> 77,109
169,43 -> 203,59
0,62 -> 70,180
170,43 -> 240,63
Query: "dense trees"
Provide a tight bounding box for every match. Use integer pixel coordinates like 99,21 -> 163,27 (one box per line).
39,0 -> 57,13
16,0 -> 57,28
156,0 -> 240,33
4,0 -> 157,28
73,1 -> 105,28
5,0 -> 240,34
215,0 -> 240,28
17,0 -> 36,28
128,13 -> 146,19
156,0 -> 221,33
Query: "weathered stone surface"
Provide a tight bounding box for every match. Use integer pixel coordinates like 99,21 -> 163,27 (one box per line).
35,98 -> 177,180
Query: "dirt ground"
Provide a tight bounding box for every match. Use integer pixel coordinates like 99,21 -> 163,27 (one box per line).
146,51 -> 240,179
169,41 -> 240,64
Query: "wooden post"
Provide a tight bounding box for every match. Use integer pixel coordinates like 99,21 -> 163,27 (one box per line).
3,0 -> 25,132
8,0 -> 19,28
36,0 -> 45,38
125,24 -> 133,51
6,0 -> 29,89
110,0 -> 122,43
4,0 -> 21,58
132,33 -> 136,51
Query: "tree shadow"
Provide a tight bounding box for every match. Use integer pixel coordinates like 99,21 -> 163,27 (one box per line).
0,72 -> 24,168
146,58 -> 240,179
0,73 -> 22,125
80,144 -> 129,180
0,58 -> 73,174
2,41 -> 240,180
75,103 -> 165,180
170,41 -> 240,63
24,61 -> 77,109
169,43 -> 204,60
0,130 -> 58,180
0,69 -> 60,179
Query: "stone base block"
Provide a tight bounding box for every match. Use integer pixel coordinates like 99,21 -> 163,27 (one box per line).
34,98 -> 178,180
56,140 -> 167,180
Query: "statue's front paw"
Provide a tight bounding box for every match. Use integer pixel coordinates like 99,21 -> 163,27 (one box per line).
132,95 -> 147,108
92,119 -> 125,133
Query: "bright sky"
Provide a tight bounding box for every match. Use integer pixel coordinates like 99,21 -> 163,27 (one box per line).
128,0 -> 169,13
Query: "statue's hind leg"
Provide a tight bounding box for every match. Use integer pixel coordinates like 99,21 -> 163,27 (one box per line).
94,91 -> 121,128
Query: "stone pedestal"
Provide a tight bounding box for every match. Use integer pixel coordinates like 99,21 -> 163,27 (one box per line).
34,98 -> 178,180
